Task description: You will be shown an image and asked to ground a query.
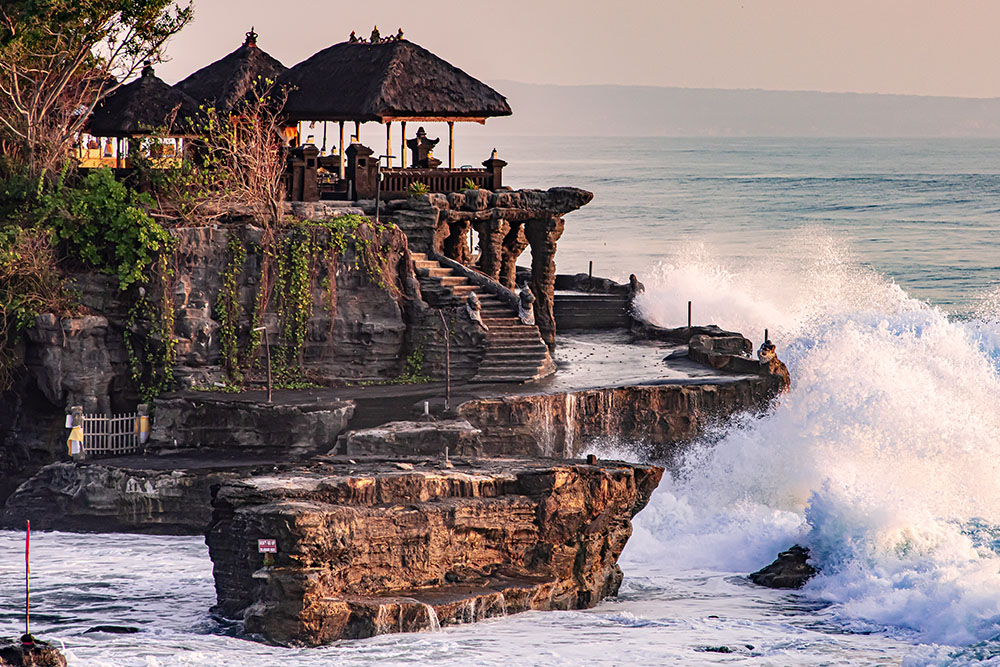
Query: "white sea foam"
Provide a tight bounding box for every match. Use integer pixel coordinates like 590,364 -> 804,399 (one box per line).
625,231 -> 1000,647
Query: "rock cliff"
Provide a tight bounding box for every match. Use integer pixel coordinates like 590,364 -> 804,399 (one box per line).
206,456 -> 662,645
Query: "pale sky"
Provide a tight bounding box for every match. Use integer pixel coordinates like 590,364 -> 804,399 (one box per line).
157,0 -> 1000,99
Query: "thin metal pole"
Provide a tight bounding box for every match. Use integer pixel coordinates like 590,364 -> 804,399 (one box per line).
588,260 -> 593,279
25,519 -> 30,638
688,301 -> 692,329
322,121 -> 327,154
254,327 -> 272,402
439,310 -> 451,410
264,329 -> 272,403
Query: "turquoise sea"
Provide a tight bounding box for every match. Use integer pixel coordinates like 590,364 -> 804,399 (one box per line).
3,137 -> 1000,665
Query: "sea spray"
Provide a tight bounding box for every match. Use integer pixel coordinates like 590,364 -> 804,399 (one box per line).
621,233 -> 1000,645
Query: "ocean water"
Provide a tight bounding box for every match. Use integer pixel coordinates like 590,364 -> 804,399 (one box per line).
3,137 -> 1000,665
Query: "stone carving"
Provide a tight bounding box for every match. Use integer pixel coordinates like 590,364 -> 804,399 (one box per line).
466,291 -> 489,330
517,282 -> 535,325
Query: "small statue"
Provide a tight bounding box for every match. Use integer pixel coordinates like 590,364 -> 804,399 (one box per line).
349,30 -> 358,43
517,282 -> 535,326
466,292 -> 488,330
628,274 -> 645,294
758,338 -> 776,361
370,26 -> 381,43
396,28 -> 404,41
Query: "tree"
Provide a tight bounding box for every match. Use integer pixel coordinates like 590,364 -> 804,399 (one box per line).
0,0 -> 192,180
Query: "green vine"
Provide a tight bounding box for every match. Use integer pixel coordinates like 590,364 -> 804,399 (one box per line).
207,215 -> 401,389
124,240 -> 178,401
216,232 -> 246,381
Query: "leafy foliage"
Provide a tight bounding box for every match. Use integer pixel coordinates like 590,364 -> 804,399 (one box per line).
0,0 -> 193,179
0,226 -> 75,389
42,168 -> 172,290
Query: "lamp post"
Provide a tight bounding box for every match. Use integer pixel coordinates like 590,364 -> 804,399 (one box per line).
252,326 -> 272,402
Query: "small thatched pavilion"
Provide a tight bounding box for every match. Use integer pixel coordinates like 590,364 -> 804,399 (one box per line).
86,64 -> 200,167
175,28 -> 288,112
278,28 -> 511,177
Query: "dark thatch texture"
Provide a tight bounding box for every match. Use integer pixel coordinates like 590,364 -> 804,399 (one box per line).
278,39 -> 512,122
175,31 -> 288,112
87,65 -> 200,137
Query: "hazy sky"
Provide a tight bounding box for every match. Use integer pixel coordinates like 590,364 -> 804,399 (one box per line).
158,0 -> 1000,98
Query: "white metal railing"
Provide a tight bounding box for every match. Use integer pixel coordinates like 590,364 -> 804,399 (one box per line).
77,412 -> 143,458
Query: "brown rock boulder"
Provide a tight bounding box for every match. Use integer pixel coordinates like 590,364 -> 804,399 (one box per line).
206,456 -> 662,645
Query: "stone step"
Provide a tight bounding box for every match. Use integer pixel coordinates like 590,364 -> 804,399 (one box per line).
437,276 -> 467,287
416,266 -> 454,278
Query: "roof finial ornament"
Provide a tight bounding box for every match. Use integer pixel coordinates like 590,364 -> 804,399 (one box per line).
245,26 -> 258,47
370,26 -> 380,43
396,28 -> 404,41
349,30 -> 358,43
141,60 -> 154,77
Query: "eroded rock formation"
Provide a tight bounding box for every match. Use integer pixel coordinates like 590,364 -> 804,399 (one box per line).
749,545 -> 817,589
1,462 -> 243,534
206,456 -> 662,645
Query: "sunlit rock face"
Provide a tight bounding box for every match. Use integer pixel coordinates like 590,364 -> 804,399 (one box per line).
206,456 -> 662,645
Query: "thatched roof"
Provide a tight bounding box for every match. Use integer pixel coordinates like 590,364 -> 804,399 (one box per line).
87,65 -> 200,137
175,29 -> 288,112
278,31 -> 512,123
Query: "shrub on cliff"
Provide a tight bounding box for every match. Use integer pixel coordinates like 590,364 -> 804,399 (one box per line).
0,226 -> 75,389
41,168 -> 172,291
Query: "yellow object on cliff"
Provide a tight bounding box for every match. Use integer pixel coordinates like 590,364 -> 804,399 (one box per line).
67,426 -> 84,455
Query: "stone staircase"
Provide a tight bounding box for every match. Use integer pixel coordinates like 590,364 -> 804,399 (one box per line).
411,252 -> 555,383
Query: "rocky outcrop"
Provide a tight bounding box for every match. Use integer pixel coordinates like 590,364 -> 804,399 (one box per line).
148,396 -> 355,456
334,419 -> 481,456
749,545 -> 817,589
0,637 -> 67,666
0,462 -> 243,534
457,376 -> 786,459
206,456 -> 662,645
22,314 -> 129,414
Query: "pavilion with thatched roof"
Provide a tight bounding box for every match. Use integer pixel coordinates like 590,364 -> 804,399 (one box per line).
175,28 -> 288,112
278,27 -> 511,178
86,63 -> 200,168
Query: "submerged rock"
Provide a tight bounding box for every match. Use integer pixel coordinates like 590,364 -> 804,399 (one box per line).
749,545 -> 817,589
0,636 -> 67,666
206,456 -> 662,645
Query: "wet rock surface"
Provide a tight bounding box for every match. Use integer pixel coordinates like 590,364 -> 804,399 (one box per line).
749,545 -> 817,589
0,461 -> 246,534
334,419 -> 482,456
206,456 -> 662,645
0,637 -> 67,666
148,396 -> 355,456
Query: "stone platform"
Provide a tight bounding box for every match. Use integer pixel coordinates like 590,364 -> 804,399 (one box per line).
206,456 -> 662,645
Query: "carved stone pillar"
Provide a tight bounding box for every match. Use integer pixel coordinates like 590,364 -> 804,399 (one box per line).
442,219 -> 472,264
524,215 -> 565,348
499,222 -> 528,290
474,217 -> 509,281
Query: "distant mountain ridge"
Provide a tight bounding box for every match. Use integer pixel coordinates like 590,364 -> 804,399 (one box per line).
484,81 -> 1000,137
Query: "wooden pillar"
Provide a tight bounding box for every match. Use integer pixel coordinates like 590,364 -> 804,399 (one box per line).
385,122 -> 393,168
400,121 -> 406,168
448,121 -> 455,169
338,121 -> 345,179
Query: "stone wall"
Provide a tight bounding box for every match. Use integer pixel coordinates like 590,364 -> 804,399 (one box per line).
457,375 -> 786,459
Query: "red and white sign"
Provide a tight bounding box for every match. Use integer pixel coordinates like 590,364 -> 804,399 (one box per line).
258,539 -> 277,553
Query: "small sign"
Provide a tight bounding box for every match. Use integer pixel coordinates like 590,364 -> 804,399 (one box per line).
258,539 -> 277,553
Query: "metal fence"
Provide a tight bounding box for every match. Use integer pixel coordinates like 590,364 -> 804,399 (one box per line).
80,412 -> 142,458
